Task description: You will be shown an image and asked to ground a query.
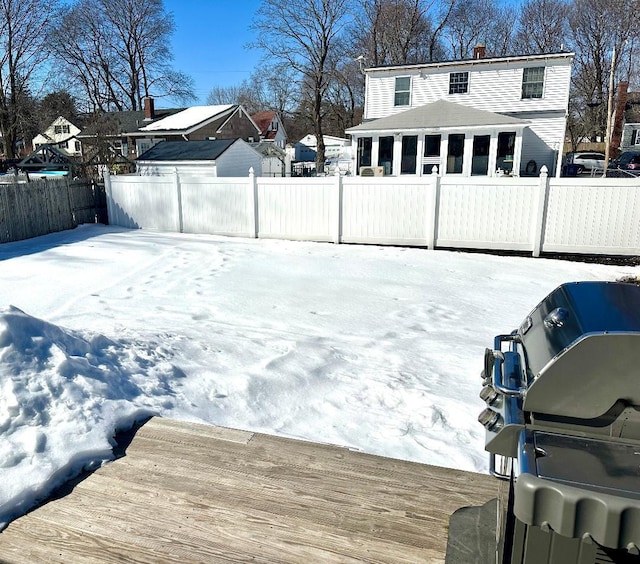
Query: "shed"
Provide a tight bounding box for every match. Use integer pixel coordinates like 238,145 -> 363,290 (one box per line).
136,139 -> 263,177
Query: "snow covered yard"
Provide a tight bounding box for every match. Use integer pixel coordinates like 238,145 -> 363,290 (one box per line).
0,224 -> 637,530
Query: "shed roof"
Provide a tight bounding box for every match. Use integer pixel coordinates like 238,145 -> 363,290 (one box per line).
136,139 -> 237,161
346,100 -> 527,134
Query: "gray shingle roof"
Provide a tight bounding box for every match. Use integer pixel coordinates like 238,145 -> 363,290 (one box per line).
346,100 -> 527,133
136,139 -> 237,161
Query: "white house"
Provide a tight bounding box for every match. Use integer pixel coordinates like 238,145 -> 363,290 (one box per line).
346,50 -> 574,177
136,139 -> 263,177
620,123 -> 640,151
32,116 -> 82,158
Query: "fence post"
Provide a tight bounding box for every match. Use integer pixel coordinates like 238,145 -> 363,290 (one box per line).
425,166 -> 440,249
174,168 -> 184,233
332,169 -> 343,244
249,167 -> 259,238
532,165 -> 550,257
103,168 -> 114,226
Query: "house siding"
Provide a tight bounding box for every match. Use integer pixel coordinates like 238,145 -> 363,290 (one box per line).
365,58 -> 572,119
216,141 -> 263,177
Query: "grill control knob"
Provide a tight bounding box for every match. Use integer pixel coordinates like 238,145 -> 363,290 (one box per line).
478,408 -> 502,431
480,385 -> 500,406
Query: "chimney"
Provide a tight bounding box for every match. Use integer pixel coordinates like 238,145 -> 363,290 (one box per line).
473,44 -> 486,59
143,97 -> 155,121
611,81 -> 628,152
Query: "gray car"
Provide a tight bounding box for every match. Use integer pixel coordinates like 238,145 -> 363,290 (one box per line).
563,151 -> 606,172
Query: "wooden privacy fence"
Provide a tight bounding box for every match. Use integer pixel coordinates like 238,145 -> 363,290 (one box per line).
105,168 -> 640,257
0,177 -> 107,244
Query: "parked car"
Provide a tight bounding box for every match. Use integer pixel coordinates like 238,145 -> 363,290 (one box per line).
616,150 -> 640,171
563,151 -> 606,173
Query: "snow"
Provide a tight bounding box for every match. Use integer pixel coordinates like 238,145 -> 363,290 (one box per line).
0,224 -> 636,530
139,104 -> 234,131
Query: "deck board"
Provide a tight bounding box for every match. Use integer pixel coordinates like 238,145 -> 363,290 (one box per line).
0,418 -> 496,563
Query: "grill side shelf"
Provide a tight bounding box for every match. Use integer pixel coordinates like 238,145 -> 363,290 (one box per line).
514,430 -> 640,553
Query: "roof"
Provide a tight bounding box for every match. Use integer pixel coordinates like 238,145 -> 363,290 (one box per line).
251,111 -> 276,136
346,99 -> 527,134
139,105 -> 236,133
136,139 -> 237,161
365,51 -> 574,74
77,108 -> 182,137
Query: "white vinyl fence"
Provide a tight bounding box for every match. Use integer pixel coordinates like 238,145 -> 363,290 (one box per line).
105,168 -> 640,257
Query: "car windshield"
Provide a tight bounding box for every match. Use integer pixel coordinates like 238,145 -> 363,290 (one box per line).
619,152 -> 640,165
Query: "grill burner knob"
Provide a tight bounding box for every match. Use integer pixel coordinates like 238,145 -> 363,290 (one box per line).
480,385 -> 500,406
478,408 -> 502,431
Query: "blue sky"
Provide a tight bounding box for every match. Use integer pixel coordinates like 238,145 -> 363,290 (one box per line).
164,0 -> 526,107
164,0 -> 264,106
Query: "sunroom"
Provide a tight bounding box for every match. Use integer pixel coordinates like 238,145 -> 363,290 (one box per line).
346,99 -> 529,177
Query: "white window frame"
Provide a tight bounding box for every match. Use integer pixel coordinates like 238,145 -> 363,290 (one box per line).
522,67 -> 545,99
394,76 -> 411,106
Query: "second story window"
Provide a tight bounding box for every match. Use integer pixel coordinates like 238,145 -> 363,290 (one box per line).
522,67 -> 545,99
449,72 -> 469,94
54,124 -> 71,134
394,77 -> 411,106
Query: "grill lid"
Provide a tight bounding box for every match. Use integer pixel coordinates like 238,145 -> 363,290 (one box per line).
518,282 -> 640,418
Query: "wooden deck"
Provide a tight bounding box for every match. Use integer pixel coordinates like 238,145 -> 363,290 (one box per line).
0,418 -> 496,563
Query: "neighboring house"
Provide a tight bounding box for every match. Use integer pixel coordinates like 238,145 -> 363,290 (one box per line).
251,111 -> 288,149
32,116 -> 83,158
291,134 -> 352,162
620,123 -> 640,151
346,49 -> 574,177
136,139 -> 263,177
77,98 -> 182,162
134,104 -> 262,157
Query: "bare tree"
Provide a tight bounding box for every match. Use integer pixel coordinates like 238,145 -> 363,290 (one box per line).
251,0 -> 355,172
349,0 -> 450,67
0,0 -> 58,158
568,0 -> 639,142
51,0 -> 194,112
443,0 -> 515,59
513,0 -> 569,54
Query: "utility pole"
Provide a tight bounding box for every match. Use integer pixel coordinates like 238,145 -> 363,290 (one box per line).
603,44 -> 616,176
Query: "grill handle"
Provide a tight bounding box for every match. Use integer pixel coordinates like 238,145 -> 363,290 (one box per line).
492,334 -> 525,397
489,453 -> 510,480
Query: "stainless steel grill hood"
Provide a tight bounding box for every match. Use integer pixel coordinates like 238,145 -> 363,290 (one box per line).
478,281 -> 640,563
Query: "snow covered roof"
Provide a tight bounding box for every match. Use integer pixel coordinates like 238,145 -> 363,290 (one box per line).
139,105 -> 236,132
346,99 -> 527,134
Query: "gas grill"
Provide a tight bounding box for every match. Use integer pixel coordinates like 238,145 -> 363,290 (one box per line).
479,281 -> 640,564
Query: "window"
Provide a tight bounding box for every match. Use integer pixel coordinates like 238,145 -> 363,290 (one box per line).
401,135 -> 418,174
74,141 -> 81,152
58,140 -> 68,149
497,132 -> 516,173
522,67 -> 545,99
423,134 -> 441,174
631,129 -> 640,145
471,135 -> 490,176
394,77 -> 410,106
446,134 -> 465,174
357,137 -> 372,171
54,124 -> 70,134
449,72 -> 469,94
378,136 -> 394,174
